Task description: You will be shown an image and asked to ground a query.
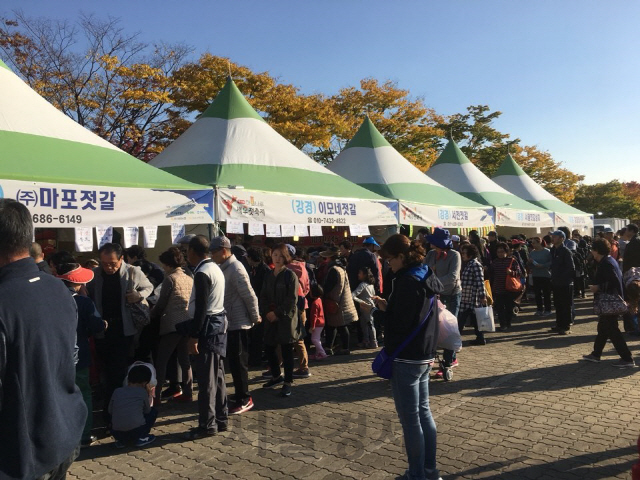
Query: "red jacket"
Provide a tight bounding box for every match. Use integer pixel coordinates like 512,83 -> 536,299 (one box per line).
309,297 -> 325,329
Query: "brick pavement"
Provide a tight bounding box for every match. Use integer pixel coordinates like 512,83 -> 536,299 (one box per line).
69,296 -> 640,479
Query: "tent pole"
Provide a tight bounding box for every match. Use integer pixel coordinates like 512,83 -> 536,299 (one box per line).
211,185 -> 220,239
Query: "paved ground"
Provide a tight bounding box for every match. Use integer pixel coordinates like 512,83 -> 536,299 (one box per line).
69,296 -> 640,480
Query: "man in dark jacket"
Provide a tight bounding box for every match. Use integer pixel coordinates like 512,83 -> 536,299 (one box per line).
346,237 -> 381,293
622,223 -> 640,273
487,231 -> 499,260
246,247 -> 272,366
550,230 -> 576,334
0,199 -> 86,480
124,245 -> 164,287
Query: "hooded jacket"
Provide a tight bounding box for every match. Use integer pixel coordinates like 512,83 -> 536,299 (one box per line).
373,263 -> 438,362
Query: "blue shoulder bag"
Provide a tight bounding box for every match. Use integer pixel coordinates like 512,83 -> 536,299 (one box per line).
371,296 -> 435,379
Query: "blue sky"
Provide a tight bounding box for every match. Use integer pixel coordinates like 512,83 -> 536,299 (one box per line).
3,1 -> 639,185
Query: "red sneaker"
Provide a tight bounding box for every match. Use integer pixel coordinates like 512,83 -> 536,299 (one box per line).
229,397 -> 254,415
172,393 -> 193,403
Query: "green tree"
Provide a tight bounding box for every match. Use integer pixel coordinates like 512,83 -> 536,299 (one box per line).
170,54 -> 337,151
509,144 -> 584,204
571,181 -> 640,219
439,105 -> 583,201
439,105 -> 513,175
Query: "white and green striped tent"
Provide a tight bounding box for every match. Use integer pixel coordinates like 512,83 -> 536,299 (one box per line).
0,58 -> 214,228
151,77 -> 398,229
425,139 -> 555,228
327,117 -> 494,228
492,154 -> 593,232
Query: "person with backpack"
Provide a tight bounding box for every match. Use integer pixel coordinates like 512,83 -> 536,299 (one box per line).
286,245 -> 311,379
361,234 -> 442,480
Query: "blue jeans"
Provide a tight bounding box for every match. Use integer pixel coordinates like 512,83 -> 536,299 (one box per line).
391,362 -> 439,480
441,292 -> 461,366
112,407 -> 157,443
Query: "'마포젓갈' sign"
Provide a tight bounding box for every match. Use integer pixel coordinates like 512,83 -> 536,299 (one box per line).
0,179 -> 214,227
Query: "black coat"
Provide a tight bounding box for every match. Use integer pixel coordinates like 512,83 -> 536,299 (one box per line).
259,268 -> 299,346
373,263 -> 438,361
623,235 -> 640,273
346,248 -> 380,293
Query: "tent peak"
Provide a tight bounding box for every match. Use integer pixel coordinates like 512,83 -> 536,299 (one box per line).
200,77 -> 264,122
432,138 -> 471,165
344,116 -> 392,150
494,153 -> 526,177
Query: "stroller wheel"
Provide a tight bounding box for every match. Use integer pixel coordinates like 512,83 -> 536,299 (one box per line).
444,368 -> 453,381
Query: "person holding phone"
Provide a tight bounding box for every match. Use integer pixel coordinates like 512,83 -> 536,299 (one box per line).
360,234 -> 442,480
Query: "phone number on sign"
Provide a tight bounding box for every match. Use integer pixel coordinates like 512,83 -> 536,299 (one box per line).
32,214 -> 83,224
308,217 -> 347,225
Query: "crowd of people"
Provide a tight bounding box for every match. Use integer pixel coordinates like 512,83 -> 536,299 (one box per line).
3,194 -> 640,480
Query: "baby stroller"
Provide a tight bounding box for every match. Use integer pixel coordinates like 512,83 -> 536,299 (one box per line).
432,352 -> 454,381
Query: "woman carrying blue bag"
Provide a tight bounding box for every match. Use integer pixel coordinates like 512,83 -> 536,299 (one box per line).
361,234 -> 442,480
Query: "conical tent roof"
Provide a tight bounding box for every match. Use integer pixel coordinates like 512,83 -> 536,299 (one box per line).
0,58 -> 214,227
492,154 -> 593,230
151,78 -> 398,227
152,78 -> 385,200
425,140 -> 554,228
0,59 -> 205,190
492,154 -> 587,214
327,118 -> 493,227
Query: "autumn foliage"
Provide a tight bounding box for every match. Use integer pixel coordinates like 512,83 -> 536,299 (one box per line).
0,13 -> 619,210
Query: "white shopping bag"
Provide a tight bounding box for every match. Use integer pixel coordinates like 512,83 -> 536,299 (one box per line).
475,306 -> 495,332
436,300 -> 462,352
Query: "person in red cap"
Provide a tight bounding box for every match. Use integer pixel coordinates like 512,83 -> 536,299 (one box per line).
56,263 -> 106,448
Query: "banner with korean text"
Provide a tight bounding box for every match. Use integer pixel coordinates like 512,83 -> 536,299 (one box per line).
495,207 -> 554,228
0,179 -> 214,228
398,201 -> 495,228
217,188 -> 398,227
554,212 -> 594,232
